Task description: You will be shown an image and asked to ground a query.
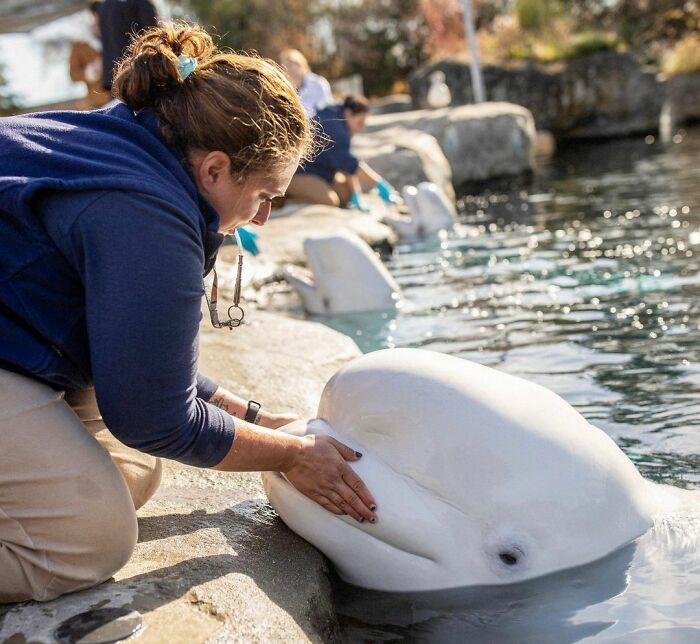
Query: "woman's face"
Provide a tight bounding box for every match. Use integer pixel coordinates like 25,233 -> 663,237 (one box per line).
191,151 -> 299,234
344,110 -> 368,137
280,56 -> 305,89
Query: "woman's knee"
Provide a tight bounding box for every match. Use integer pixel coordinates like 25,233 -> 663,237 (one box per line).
128,455 -> 162,510
40,507 -> 138,601
0,501 -> 137,603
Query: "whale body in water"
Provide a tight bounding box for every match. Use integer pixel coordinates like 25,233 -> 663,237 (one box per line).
263,348 -> 698,591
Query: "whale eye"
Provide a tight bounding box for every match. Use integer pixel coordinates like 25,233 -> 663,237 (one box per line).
499,551 -> 519,566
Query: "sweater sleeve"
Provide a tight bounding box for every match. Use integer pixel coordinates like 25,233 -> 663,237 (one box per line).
66,191 -> 234,467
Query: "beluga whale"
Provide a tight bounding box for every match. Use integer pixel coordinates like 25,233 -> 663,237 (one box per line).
380,182 -> 456,240
263,348 -> 699,592
283,232 -> 402,315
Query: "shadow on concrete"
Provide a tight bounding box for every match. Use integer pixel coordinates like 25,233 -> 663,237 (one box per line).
0,501 -> 337,643
127,500 -> 336,640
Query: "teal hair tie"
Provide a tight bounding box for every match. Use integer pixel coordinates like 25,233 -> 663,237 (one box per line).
177,53 -> 198,80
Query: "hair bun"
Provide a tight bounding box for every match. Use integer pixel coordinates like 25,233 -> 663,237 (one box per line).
113,22 -> 215,111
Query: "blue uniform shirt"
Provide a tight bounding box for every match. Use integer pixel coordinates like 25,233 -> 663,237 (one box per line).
298,104 -> 359,184
0,102 -> 235,467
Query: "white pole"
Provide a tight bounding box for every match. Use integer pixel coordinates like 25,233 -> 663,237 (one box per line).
461,0 -> 486,103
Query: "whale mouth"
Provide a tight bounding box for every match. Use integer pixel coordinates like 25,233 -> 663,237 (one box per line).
284,264 -> 316,288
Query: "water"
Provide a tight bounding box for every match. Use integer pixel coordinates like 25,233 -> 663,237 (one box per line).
273,129 -> 700,642
317,129 -> 700,490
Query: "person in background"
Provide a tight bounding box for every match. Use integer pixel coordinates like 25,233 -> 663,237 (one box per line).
99,0 -> 159,91
279,48 -> 332,118
69,1 -> 111,108
0,23 -> 376,604
286,95 -> 399,210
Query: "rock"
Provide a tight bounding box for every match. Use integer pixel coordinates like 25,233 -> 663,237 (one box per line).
353,127 -> 455,201
370,93 -> 413,115
0,312 -> 361,643
665,72 -> 700,127
410,52 -> 663,140
364,103 -> 536,185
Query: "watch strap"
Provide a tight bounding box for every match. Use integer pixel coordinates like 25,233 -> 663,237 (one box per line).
244,400 -> 261,423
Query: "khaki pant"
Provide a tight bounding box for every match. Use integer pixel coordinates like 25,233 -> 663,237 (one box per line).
286,172 -> 352,207
0,369 -> 162,603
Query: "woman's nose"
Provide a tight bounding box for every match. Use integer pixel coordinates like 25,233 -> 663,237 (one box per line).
252,201 -> 272,225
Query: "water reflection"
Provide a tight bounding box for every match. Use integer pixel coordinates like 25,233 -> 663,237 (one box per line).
336,544 -> 637,644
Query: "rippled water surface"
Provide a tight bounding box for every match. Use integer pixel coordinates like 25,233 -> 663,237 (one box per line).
321,130 -> 700,487
299,129 -> 700,643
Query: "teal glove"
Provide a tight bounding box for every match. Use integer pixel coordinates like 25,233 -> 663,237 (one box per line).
348,191 -> 370,213
236,226 -> 260,256
376,179 -> 399,204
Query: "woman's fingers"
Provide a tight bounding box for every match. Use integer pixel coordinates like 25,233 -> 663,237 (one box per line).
284,434 -> 377,523
327,436 -> 362,461
316,496 -> 345,516
341,465 -> 377,516
326,491 -> 366,523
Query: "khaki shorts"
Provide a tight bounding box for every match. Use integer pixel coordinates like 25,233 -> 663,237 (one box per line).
0,369 -> 162,603
286,172 -> 352,207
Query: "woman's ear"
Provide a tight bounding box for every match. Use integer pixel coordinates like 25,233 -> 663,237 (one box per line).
197,151 -> 231,189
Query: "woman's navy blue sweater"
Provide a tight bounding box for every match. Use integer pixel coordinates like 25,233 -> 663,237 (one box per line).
0,102 -> 235,467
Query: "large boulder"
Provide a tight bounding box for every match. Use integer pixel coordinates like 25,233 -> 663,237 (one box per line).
364,103 -> 536,186
353,127 -> 455,201
664,72 -> 700,127
410,52 -> 663,139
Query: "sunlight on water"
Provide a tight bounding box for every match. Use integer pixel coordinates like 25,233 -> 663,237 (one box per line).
322,130 -> 700,489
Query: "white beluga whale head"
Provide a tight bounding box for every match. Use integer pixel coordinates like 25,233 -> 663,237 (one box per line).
382,182 -> 456,240
263,348 -> 674,592
283,233 -> 402,315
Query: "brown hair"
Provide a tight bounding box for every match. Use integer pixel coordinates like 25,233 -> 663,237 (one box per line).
342,95 -> 370,115
112,22 -> 314,177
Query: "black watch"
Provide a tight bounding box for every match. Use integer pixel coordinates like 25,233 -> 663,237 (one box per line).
244,400 -> 261,424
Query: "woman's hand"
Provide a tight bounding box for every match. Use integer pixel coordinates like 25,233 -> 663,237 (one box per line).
284,434 -> 377,523
259,410 -> 298,429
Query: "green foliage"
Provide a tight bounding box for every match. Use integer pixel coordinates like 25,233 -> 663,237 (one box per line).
566,30 -> 621,58
515,0 -> 562,32
566,0 -> 700,65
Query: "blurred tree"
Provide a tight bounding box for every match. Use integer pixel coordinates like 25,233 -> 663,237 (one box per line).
515,0 -> 562,32
180,0 -> 429,96
312,0 -> 429,97
0,62 -> 17,115
179,0 -> 313,57
567,0 -> 700,63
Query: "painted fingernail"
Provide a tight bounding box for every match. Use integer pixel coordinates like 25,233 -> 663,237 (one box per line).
369,504 -> 377,511
355,451 -> 363,458
359,517 -> 365,523
370,517 -> 376,523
